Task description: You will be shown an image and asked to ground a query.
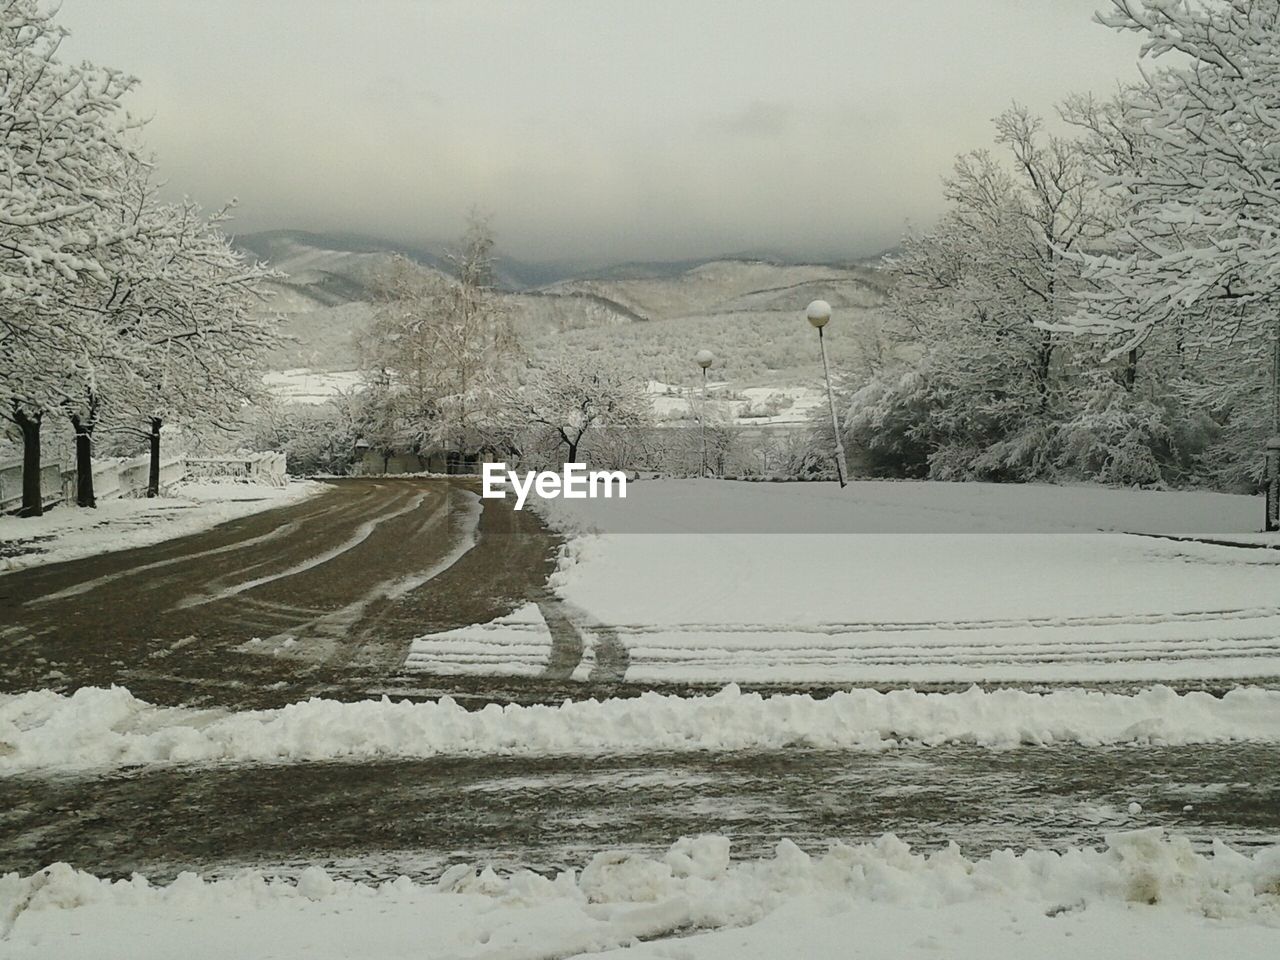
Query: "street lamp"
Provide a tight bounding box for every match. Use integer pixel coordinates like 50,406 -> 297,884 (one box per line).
806,300 -> 848,487
695,350 -> 714,477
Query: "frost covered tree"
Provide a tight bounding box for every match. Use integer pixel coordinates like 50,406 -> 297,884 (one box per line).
505,355 -> 651,465
104,198 -> 280,498
1065,0 -> 1280,492
1,3 -> 277,511
26,142 -> 279,508
861,107 -> 1109,480
0,0 -> 138,515
46,156 -> 178,507
360,216 -> 519,468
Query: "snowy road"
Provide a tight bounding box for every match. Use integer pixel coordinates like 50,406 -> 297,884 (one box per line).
0,479 -> 560,708
2,742 -> 1275,882
5,477 -> 1280,706
3,479 -> 1279,958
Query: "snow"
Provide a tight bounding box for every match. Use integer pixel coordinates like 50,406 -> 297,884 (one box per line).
2,684 -> 1278,774
648,379 -> 826,425
2,829 -> 1278,959
406,602 -> 551,677
0,479 -> 325,573
262,367 -> 361,405
538,477 -> 1268,535
464,479 -> 1280,686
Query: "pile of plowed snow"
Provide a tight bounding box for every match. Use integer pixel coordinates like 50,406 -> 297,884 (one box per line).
3,684 -> 1278,773
3,831 -> 1278,959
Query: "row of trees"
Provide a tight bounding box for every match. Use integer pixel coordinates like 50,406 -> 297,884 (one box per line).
1,2 -> 278,515
844,0 -> 1280,494
246,386 -> 826,481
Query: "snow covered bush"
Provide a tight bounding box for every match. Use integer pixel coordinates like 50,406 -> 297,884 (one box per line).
841,369 -> 932,478
241,400 -> 360,476
1055,378 -> 1181,486
1181,365 -> 1274,491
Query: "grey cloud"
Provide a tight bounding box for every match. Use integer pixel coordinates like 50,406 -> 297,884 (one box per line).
719,100 -> 798,138
54,0 -> 1142,264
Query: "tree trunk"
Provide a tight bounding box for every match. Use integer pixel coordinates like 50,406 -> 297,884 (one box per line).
71,416 -> 96,508
147,418 -> 162,498
1035,331 -> 1054,412
565,439 -> 579,463
1123,348 -> 1139,391
12,406 -> 43,518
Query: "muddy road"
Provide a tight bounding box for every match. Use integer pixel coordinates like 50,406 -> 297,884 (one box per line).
0,479 -> 561,708
2,742 -> 1275,881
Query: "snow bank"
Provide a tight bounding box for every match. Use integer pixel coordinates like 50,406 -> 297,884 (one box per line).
2,831 -> 1278,959
262,368 -> 361,405
0,479 -> 326,572
2,684 -> 1278,773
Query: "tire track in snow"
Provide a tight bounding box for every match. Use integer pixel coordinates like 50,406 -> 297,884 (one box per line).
402,602 -> 1280,686
597,606 -> 1280,636
252,492 -> 485,668
173,491 -> 430,609
24,488 -> 373,606
30,520 -> 309,604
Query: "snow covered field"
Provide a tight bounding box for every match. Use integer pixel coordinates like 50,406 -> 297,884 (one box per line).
648,380 -> 826,425
0,479 -> 324,572
3,829 -> 1278,959
405,480 -> 1280,685
262,368 -> 362,405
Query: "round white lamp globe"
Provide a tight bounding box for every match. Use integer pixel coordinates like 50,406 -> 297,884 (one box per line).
694,349 -> 715,369
806,299 -> 832,328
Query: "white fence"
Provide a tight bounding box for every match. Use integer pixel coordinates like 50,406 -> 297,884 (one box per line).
0,452 -> 287,513
185,452 -> 287,486
0,462 -> 63,514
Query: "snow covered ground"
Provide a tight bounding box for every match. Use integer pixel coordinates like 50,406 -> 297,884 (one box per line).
405,480 -> 1280,685
3,684 -> 1277,774
6,477 -> 1278,958
0,479 -> 324,572
648,380 -> 826,425
262,368 -> 361,405
3,829 -> 1277,959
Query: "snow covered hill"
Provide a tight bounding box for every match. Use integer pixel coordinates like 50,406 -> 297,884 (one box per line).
241,231 -> 895,391
542,259 -> 887,321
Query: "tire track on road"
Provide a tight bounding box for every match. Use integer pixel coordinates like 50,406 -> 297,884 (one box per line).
173,491 -> 430,609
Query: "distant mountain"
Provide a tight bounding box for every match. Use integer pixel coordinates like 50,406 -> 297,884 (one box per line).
851,245 -> 902,268
542,259 -> 887,321
235,228 -> 591,294
236,230 -> 899,375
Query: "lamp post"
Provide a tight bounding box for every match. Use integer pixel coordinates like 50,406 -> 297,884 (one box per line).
695,349 -> 714,477
806,300 -> 848,488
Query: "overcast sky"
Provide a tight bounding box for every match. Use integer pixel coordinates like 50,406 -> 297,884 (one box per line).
57,1 -> 1142,264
